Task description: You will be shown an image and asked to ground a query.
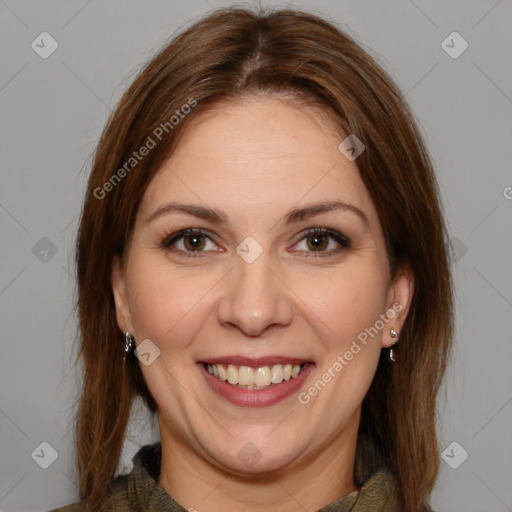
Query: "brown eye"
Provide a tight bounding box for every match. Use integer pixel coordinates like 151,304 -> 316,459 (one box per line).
306,232 -> 329,251
183,233 -> 206,251
293,228 -> 350,257
162,228 -> 219,257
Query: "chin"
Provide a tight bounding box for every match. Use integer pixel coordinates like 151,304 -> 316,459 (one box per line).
206,436 -> 302,475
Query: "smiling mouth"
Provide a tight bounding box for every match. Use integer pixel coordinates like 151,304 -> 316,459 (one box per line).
202,362 -> 307,390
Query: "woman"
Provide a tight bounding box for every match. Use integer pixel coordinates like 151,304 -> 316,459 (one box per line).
50,6 -> 453,512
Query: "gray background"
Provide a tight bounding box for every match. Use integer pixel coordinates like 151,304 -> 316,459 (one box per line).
1,0 -> 511,511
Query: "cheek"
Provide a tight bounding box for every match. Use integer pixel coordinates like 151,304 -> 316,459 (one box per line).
294,263 -> 389,341
126,258 -> 212,348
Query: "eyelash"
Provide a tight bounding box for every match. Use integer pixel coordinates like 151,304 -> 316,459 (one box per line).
161,227 -> 351,259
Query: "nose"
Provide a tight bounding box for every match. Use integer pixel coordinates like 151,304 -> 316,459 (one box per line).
216,250 -> 294,337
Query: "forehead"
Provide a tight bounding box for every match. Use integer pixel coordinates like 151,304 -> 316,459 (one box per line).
139,96 -> 377,224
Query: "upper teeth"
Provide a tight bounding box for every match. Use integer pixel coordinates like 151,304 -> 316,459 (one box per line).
206,363 -> 304,387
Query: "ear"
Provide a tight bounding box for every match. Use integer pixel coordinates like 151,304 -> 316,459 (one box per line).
382,263 -> 414,348
111,254 -> 133,333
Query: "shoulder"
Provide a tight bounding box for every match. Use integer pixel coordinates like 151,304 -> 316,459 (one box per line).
46,503 -> 86,512
45,473 -> 133,512
45,443 -> 163,512
351,469 -> 436,512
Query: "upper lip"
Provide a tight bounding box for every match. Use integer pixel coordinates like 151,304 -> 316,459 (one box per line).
199,356 -> 312,367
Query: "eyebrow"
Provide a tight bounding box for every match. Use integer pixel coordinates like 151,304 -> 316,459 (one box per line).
144,200 -> 368,226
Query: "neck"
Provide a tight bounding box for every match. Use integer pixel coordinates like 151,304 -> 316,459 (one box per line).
157,418 -> 360,512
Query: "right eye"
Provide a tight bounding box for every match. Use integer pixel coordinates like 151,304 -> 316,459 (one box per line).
161,228 -> 222,258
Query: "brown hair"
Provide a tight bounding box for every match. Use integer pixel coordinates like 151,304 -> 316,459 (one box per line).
73,6 -> 453,511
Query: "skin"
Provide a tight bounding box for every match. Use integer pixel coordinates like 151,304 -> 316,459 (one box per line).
111,95 -> 413,512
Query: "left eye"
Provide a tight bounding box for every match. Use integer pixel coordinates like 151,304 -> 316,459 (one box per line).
292,228 -> 350,256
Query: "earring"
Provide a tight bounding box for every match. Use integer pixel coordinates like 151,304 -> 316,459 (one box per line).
389,329 -> 398,362
123,331 -> 134,361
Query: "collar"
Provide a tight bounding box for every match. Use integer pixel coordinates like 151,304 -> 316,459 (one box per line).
122,442 -> 400,512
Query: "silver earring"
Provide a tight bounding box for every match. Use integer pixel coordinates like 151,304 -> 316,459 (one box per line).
389,329 -> 398,362
123,331 -> 134,360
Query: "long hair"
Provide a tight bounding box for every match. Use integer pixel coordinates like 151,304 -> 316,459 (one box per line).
74,6 -> 453,511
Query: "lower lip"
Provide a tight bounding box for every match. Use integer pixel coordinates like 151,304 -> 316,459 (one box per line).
198,363 -> 314,407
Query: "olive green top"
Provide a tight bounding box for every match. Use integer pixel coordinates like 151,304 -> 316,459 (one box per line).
49,442 -> 404,511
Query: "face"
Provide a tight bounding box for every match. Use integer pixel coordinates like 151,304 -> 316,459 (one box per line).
112,95 -> 413,477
